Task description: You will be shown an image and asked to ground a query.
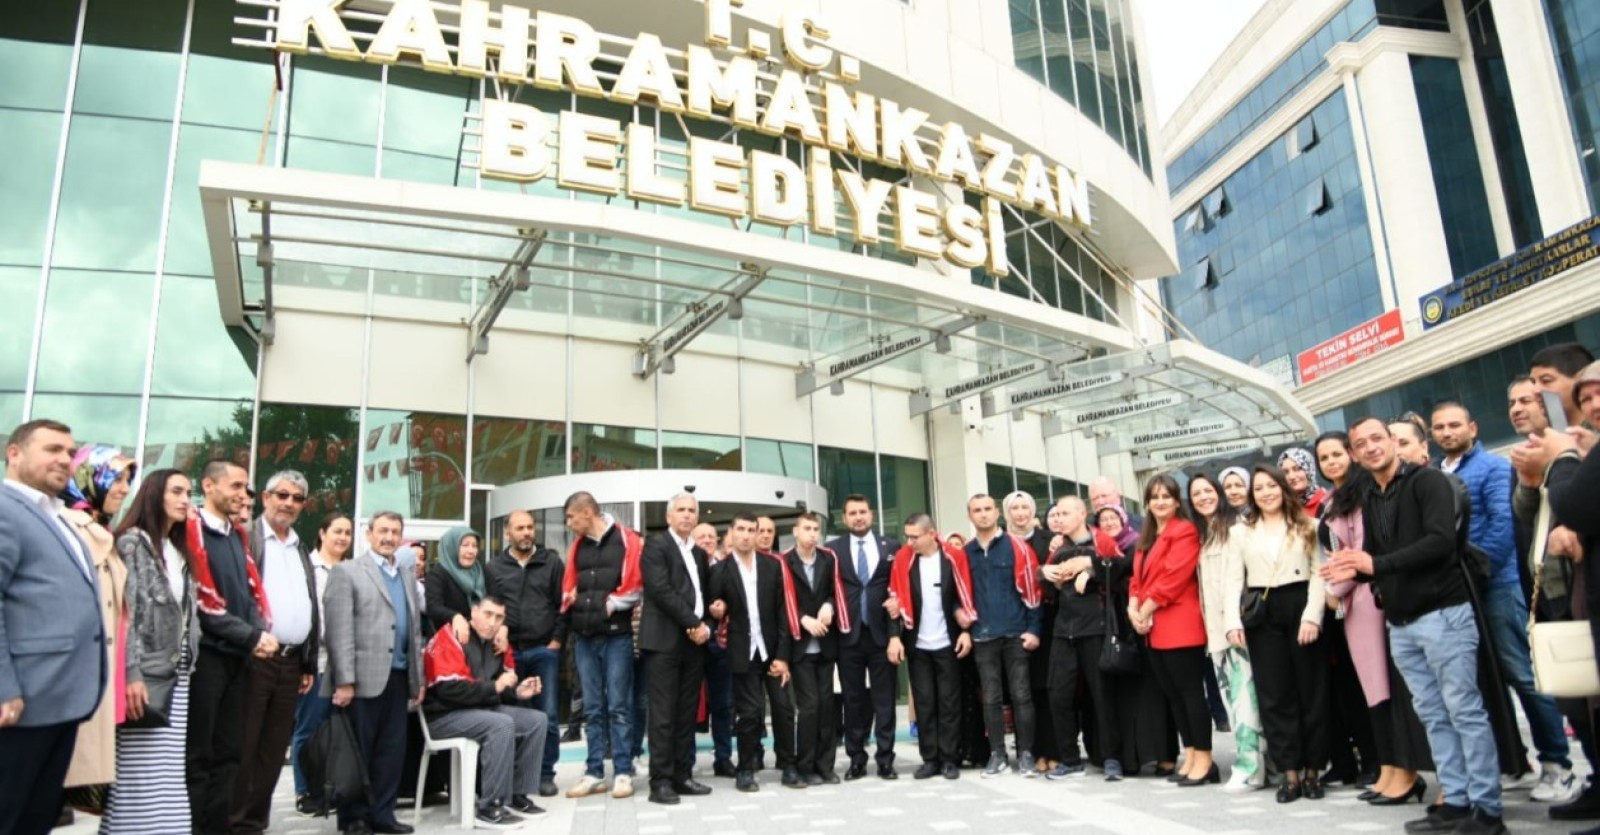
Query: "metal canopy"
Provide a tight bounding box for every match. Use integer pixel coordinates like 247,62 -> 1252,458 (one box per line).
199,161 -> 1316,463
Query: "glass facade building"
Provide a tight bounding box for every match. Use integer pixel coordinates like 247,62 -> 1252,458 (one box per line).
1162,89 -> 1383,366
1546,0 -> 1600,212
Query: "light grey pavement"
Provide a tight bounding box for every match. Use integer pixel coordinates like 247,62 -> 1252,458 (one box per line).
61,710 -> 1590,834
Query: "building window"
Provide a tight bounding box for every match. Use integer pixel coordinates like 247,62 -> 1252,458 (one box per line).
471,416 -> 567,483
1304,179 -> 1332,216
1202,186 -> 1230,219
361,410 -> 468,520
571,423 -> 657,473
1186,257 -> 1219,290
255,402 -> 360,542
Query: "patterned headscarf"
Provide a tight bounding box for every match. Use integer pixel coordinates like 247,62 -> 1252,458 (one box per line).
1277,447 -> 1321,505
1093,504 -> 1138,553
60,444 -> 137,523
438,526 -> 487,604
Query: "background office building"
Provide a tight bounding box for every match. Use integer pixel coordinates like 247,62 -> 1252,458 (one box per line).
0,0 -> 1309,550
1159,0 -> 1600,447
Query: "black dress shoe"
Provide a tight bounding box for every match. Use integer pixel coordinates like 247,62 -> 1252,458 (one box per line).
1177,764 -> 1220,787
1303,774 -> 1325,800
781,768 -> 807,788
1276,780 -> 1302,804
878,765 -> 898,780
817,771 -> 841,784
648,786 -> 681,805
805,773 -> 823,786
1153,764 -> 1177,778
914,762 -> 941,780
674,779 -> 713,796
372,822 -> 415,834
736,771 -> 759,792
342,823 -> 372,835
713,760 -> 738,778
538,779 -> 559,798
943,763 -> 960,780
844,761 -> 868,781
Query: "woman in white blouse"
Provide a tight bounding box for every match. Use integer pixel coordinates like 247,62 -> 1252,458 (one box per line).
1223,465 -> 1328,805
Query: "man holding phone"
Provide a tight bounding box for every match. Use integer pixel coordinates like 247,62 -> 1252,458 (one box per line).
422,595 -> 547,829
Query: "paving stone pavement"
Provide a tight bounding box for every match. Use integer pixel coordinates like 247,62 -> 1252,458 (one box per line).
61,718 -> 1591,834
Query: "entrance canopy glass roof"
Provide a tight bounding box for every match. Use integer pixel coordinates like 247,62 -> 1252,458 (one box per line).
201,161 -> 1315,465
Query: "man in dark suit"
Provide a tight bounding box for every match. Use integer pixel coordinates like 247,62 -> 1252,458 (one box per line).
887,513 -> 975,781
708,513 -> 797,792
0,419 -> 104,835
785,511 -> 847,785
828,494 -> 901,780
638,492 -> 714,805
325,511 -> 426,835
233,470 -> 321,835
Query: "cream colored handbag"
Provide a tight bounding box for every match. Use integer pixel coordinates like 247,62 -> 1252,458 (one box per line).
1528,488 -> 1600,698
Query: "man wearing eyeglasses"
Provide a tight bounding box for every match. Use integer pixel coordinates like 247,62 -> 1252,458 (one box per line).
231,470 -> 321,835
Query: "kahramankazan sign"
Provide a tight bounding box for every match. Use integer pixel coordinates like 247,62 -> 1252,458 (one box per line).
246,0 -> 1097,276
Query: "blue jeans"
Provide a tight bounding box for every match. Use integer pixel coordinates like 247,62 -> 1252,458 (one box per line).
573,633 -> 636,778
706,642 -> 734,766
290,672 -> 334,797
513,645 -> 562,782
1391,603 -> 1502,816
1485,583 -> 1571,768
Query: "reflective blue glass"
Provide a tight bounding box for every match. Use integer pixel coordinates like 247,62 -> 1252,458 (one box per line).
1411,56 -> 1498,277
1544,0 -> 1600,212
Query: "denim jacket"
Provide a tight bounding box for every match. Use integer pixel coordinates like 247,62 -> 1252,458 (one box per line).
116,529 -> 200,683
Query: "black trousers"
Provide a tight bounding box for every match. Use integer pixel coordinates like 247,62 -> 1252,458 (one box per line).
733,658 -> 796,772
1324,616 -> 1376,775
908,646 -> 961,766
793,653 -> 838,775
0,722 -> 78,835
956,653 -> 989,764
341,670 -> 410,830
645,642 -> 704,788
973,637 -> 1035,754
232,652 -> 303,834
1049,634 -> 1109,766
839,637 -> 896,768
1147,645 -> 1212,752
1244,583 -> 1329,771
188,646 -> 248,835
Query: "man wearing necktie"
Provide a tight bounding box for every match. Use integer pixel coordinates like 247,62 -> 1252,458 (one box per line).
827,494 -> 902,781
0,419 -> 106,835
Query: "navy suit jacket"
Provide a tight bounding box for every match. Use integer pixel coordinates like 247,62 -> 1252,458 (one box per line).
828,533 -> 901,648
0,483 -> 105,726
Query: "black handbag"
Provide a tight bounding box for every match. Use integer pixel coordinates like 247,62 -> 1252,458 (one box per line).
301,708 -> 371,817
122,673 -> 177,728
1238,588 -> 1270,629
1098,559 -> 1142,676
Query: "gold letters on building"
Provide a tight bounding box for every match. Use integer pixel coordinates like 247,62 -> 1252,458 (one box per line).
267,0 -> 1098,276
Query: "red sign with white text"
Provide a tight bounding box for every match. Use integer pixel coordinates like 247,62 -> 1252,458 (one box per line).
1296,309 -> 1405,384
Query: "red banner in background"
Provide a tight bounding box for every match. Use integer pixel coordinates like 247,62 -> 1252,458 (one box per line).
1296,309 -> 1405,384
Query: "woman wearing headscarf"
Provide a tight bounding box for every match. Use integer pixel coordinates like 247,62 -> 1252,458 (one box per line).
426,526 -> 488,639
1277,448 -> 1331,518
1219,467 -> 1252,516
59,446 -> 135,816
103,468 -> 199,834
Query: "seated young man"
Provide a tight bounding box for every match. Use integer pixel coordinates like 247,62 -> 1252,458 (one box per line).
423,595 -> 549,829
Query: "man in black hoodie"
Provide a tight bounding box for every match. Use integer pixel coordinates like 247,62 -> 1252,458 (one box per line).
1324,418 -> 1503,835
423,595 -> 547,829
486,510 -> 565,797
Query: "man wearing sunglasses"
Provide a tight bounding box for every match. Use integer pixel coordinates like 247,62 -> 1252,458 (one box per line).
231,470 -> 322,835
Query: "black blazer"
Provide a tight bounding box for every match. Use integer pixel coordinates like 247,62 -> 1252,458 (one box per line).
639,532 -> 711,653
785,548 -> 842,661
249,519 -> 321,675
424,564 -> 473,635
709,553 -> 793,674
829,533 -> 901,647
887,554 -> 966,649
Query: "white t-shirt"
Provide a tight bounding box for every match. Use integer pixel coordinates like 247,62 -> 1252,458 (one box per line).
162,539 -> 186,600
915,555 -> 951,651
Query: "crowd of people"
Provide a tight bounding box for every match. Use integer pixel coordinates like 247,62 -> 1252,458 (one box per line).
1,342 -> 1598,835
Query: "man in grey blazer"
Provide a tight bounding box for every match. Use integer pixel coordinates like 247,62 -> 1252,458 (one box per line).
324,510 -> 425,835
0,419 -> 104,835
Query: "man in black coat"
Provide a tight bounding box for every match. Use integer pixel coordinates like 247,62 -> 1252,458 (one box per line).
887,513 -> 974,781
828,494 -> 901,780
485,510 -> 566,797
638,492 -> 713,805
708,513 -> 796,792
784,512 -> 848,785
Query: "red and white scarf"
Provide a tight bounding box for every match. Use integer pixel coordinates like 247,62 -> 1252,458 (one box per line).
888,543 -> 977,630
713,550 -> 804,647
1006,532 -> 1044,609
423,623 -> 514,689
814,545 -> 852,635
559,523 -> 645,614
186,514 -> 271,628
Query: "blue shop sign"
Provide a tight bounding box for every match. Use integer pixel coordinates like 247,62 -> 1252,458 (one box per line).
1418,216 -> 1600,330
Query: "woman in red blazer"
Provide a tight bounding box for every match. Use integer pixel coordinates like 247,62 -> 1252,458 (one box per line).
1128,473 -> 1214,786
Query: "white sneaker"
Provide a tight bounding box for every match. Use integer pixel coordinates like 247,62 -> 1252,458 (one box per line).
1223,771 -> 1264,793
565,775 -> 608,798
612,774 -> 635,798
1532,765 -> 1580,802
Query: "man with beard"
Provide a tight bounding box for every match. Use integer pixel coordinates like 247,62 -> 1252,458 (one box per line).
486,510 -> 566,797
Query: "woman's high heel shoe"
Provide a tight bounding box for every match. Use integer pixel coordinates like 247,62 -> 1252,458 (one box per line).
1367,776 -> 1427,806
1178,764 -> 1220,787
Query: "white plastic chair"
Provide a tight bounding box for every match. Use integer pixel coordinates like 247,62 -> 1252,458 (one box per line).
415,710 -> 479,829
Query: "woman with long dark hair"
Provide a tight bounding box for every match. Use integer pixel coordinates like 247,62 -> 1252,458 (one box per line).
1223,465 -> 1328,803
1317,431 -> 1430,805
1128,474 -> 1213,786
102,468 -> 198,833
289,511 -> 355,814
1191,473 -> 1264,792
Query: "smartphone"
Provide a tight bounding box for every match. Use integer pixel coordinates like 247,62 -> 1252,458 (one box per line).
1541,390 -> 1570,433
